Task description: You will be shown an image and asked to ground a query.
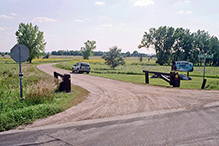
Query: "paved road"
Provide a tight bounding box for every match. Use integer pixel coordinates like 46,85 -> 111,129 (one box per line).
1,103 -> 219,146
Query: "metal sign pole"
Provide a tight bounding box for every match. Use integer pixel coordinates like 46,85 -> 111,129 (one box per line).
19,47 -> 23,100
203,57 -> 206,80
201,57 -> 207,89
10,44 -> 29,100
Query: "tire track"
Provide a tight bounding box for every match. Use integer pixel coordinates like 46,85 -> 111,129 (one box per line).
27,63 -> 219,128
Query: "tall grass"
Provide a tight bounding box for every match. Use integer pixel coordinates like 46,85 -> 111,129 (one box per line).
0,62 -> 88,131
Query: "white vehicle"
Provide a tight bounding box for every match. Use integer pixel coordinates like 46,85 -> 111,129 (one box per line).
72,62 -> 91,74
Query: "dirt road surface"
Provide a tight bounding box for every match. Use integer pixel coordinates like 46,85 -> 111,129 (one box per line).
27,63 -> 219,128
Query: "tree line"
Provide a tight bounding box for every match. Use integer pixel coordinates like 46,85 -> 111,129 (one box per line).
51,50 -> 152,57
138,26 -> 219,66
12,23 -> 219,66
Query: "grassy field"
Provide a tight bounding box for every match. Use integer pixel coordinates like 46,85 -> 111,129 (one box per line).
55,56 -> 219,90
0,56 -> 88,131
1,55 -> 218,131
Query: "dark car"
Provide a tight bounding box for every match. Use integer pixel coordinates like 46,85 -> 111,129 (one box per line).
72,62 -> 91,74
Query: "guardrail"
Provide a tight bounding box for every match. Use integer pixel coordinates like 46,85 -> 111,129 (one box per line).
54,71 -> 71,92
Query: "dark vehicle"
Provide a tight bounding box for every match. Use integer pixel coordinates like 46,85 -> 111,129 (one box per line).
72,62 -> 91,74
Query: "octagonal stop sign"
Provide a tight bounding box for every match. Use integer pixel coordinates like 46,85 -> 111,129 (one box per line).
11,44 -> 29,62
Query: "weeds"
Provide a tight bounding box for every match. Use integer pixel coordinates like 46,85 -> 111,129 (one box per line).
0,62 -> 87,132
205,81 -> 219,90
25,80 -> 58,104
0,104 -> 62,131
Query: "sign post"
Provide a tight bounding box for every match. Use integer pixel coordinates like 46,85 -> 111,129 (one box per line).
198,54 -> 213,89
11,44 -> 29,100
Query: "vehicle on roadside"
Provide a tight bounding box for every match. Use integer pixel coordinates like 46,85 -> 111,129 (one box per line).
72,62 -> 91,74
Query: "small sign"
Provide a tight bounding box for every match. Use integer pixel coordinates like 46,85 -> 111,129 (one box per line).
174,61 -> 193,72
198,54 -> 213,59
11,44 -> 29,62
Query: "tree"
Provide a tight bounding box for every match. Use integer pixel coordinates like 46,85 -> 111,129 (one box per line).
124,51 -> 131,57
15,23 -> 46,63
173,28 -> 195,63
0,52 -> 4,57
138,26 -> 175,65
43,52 -> 50,59
102,46 -> 126,69
132,50 -> 139,57
210,36 -> 219,66
81,40 -> 96,59
139,54 -> 143,62
138,26 -> 219,66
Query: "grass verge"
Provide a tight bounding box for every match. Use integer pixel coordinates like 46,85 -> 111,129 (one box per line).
90,72 -> 219,89
0,62 -> 88,132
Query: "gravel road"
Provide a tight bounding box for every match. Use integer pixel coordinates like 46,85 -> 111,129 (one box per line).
27,63 -> 219,128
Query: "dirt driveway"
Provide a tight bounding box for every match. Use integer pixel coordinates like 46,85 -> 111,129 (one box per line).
27,63 -> 219,128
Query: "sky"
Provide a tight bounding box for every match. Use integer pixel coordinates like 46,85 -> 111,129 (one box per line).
1,0 -> 219,54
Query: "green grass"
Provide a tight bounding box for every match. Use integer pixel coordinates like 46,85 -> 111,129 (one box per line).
1,55 -> 218,131
54,56 -> 219,90
0,59 -> 88,132
89,72 -> 219,89
55,57 -> 219,78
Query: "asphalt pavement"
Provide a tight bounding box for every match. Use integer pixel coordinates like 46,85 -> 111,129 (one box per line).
1,102 -> 219,146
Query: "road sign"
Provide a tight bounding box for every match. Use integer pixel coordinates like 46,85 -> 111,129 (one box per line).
11,44 -> 29,62
10,44 -> 29,101
198,54 -> 213,59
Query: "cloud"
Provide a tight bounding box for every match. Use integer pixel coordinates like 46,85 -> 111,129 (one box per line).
10,0 -> 19,2
101,24 -> 112,27
132,0 -> 154,7
74,19 -> 85,23
96,24 -> 112,30
32,17 -> 56,23
0,14 -> 13,19
177,10 -> 192,14
0,27 -> 5,31
94,1 -> 105,6
10,13 -> 17,16
174,0 -> 190,6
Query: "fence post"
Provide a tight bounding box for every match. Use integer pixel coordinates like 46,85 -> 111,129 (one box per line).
63,74 -> 71,92
201,79 -> 207,89
170,72 -> 174,85
145,72 -> 149,84
54,72 -> 71,92
173,72 -> 180,87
